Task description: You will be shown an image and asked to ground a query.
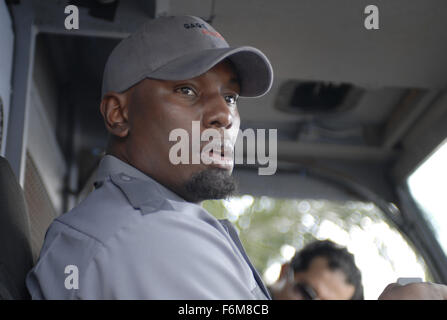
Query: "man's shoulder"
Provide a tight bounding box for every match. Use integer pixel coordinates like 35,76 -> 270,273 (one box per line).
54,173 -> 223,245
55,174 -> 145,245
27,174 -> 182,299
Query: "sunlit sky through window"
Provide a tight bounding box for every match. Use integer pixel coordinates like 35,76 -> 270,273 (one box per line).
219,196 -> 428,300
408,138 -> 447,256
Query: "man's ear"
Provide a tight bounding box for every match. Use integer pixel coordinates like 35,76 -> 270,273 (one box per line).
100,92 -> 130,138
279,262 -> 292,281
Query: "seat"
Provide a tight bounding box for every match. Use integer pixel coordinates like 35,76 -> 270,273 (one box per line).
0,156 -> 33,299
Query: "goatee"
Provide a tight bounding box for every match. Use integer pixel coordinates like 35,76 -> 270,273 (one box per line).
184,168 -> 237,203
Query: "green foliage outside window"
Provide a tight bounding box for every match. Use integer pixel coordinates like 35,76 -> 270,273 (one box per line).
202,196 -> 431,299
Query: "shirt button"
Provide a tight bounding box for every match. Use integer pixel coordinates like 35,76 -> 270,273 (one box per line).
120,174 -> 132,181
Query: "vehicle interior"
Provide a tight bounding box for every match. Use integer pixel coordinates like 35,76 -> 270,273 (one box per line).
0,0 -> 446,299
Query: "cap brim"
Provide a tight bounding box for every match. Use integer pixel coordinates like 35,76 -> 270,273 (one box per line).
144,46 -> 273,98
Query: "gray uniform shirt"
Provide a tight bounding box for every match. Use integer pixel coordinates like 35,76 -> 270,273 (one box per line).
26,155 -> 270,299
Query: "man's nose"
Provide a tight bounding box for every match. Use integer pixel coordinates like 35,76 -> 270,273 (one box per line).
202,94 -> 234,129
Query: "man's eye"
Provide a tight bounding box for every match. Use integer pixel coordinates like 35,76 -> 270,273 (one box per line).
225,94 -> 238,106
176,86 -> 196,96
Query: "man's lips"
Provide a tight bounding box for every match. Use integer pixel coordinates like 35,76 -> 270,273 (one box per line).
200,141 -> 234,169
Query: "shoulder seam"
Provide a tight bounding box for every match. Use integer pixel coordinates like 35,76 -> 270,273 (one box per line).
53,219 -> 106,247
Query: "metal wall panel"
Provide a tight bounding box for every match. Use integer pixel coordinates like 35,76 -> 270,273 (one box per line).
0,1 -> 14,156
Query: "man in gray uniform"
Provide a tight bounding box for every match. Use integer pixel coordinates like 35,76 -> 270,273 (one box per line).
26,15 -> 273,299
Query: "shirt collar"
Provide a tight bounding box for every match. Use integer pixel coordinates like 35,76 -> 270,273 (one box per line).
94,154 -> 186,203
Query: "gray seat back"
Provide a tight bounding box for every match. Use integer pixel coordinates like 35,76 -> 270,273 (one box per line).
0,156 -> 33,299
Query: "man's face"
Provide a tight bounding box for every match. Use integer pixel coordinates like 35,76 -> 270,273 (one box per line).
125,60 -> 241,202
292,257 -> 355,300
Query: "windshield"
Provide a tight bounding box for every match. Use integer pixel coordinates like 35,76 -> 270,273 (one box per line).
408,138 -> 447,257
203,197 -> 430,299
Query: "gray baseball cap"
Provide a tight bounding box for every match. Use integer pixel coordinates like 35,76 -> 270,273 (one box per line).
102,15 -> 273,98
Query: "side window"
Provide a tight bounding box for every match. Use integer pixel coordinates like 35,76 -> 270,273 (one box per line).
408,138 -> 447,258
203,196 -> 431,299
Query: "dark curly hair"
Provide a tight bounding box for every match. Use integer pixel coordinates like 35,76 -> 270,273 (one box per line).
290,239 -> 364,300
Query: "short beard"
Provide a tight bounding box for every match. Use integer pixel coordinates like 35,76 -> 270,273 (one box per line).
184,168 -> 237,203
